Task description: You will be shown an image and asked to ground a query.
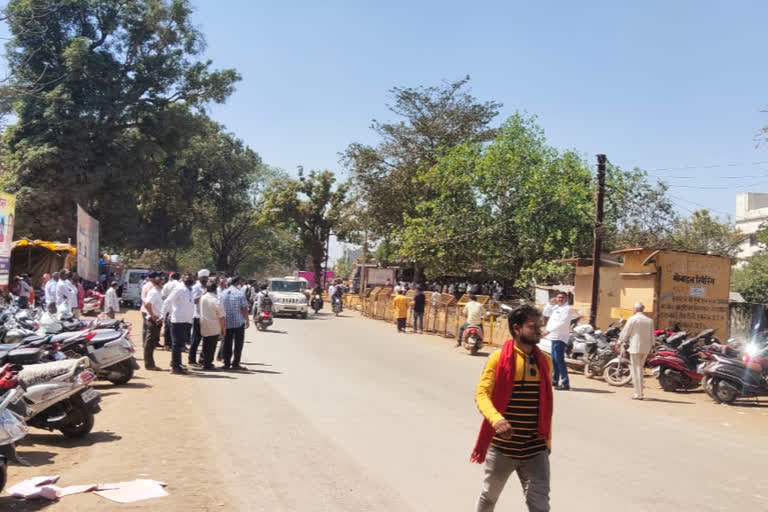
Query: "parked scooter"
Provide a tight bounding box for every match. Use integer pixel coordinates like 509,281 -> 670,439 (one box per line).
583,323 -> 622,379
81,290 -> 104,316
0,368 -> 29,493
59,329 -> 138,385
462,325 -> 484,356
10,357 -> 101,438
704,343 -> 768,404
311,293 -> 323,314
647,336 -> 708,392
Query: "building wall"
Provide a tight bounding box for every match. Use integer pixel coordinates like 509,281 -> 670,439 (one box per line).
736,193 -> 768,262
656,251 -> 731,337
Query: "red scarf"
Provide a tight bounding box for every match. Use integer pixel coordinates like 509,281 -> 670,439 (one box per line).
470,338 -> 553,464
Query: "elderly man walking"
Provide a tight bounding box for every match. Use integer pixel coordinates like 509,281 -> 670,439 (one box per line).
220,276 -> 250,370
619,302 -> 655,400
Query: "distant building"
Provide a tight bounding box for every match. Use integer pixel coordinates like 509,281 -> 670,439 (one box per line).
735,193 -> 768,262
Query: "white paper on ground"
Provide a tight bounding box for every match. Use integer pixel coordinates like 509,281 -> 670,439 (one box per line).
7,475 -> 61,500
94,479 -> 168,503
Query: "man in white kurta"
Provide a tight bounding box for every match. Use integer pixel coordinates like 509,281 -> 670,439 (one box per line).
618,302 -> 655,400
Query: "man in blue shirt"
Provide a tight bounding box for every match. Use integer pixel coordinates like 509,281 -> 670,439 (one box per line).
220,276 -> 250,370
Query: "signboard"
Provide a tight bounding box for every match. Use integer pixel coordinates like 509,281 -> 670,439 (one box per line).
0,193 -> 16,286
656,252 -> 730,336
77,204 -> 99,282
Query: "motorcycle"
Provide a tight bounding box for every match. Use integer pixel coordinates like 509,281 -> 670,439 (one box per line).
81,290 -> 104,316
704,343 -> 768,404
462,325 -> 484,356
311,293 -> 323,314
256,311 -> 273,331
332,296 -> 342,316
647,336 -> 708,392
11,357 -> 101,438
583,324 -> 622,379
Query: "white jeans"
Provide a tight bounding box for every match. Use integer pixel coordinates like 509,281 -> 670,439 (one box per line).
630,352 -> 648,397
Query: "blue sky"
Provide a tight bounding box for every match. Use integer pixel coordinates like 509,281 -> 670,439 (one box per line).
194,0 -> 768,227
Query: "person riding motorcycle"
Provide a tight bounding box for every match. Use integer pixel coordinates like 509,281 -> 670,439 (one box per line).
457,293 -> 485,347
331,281 -> 344,312
254,285 -> 272,316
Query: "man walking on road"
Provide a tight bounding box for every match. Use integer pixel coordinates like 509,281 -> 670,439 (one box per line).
190,269 -> 210,366
412,286 -> 426,334
472,304 -> 553,512
392,290 -> 409,333
143,278 -> 164,371
619,302 -> 654,400
220,276 -> 250,370
162,273 -> 195,375
104,281 -> 120,318
200,282 -> 225,371
542,291 -> 572,391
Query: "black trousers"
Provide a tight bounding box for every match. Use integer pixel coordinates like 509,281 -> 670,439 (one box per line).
163,314 -> 172,347
397,317 -> 406,332
143,317 -> 161,369
202,335 -> 219,368
189,318 -> 202,364
170,322 -> 191,370
222,326 -> 245,367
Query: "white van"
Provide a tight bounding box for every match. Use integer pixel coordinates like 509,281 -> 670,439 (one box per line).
121,268 -> 151,307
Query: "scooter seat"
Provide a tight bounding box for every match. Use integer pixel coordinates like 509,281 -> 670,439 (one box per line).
7,348 -> 42,365
18,359 -> 83,388
49,332 -> 85,344
90,330 -> 125,346
20,335 -> 48,345
0,343 -> 22,351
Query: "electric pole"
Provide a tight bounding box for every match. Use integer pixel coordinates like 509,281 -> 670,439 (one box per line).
589,154 -> 607,327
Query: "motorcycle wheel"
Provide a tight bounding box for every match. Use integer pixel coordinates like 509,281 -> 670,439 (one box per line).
313,308 -> 320,314
702,376 -> 714,398
0,457 -> 6,494
584,364 -> 596,379
256,323 -> 264,331
59,403 -> 95,438
658,371 -> 679,392
713,380 -> 739,405
604,361 -> 632,387
108,360 -> 134,385
468,337 -> 479,356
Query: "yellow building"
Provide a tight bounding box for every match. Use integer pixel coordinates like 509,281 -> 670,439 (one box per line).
564,248 -> 731,337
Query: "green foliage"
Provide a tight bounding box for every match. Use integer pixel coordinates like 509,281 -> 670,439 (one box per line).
1,0 -> 240,246
342,76 -> 501,239
263,169 -> 349,287
732,254 -> 768,303
665,209 -> 743,259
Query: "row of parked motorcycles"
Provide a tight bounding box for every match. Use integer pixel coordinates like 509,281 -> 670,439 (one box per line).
0,305 -> 139,492
566,318 -> 768,405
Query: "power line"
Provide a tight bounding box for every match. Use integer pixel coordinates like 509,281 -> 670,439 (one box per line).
631,160 -> 768,173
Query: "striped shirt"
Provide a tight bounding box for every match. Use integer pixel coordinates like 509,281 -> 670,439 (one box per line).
476,346 -> 553,459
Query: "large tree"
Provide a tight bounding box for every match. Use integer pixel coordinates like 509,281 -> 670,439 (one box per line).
342,76 -> 501,240
1,0 -> 239,245
264,169 -> 349,287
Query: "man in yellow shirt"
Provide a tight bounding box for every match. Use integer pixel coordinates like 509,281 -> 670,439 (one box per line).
392,290 -> 409,333
472,304 -> 553,512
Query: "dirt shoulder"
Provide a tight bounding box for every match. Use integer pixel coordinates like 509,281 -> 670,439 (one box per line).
0,309 -> 237,511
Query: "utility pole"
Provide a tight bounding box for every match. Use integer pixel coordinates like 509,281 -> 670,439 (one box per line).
590,154 -> 607,327
360,229 -> 369,314
323,229 -> 331,289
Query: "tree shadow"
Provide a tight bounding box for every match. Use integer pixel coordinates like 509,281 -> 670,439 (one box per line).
0,497 -> 56,510
25,431 -> 122,448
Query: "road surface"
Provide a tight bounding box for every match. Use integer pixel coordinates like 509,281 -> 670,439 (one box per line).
3,308 -> 768,511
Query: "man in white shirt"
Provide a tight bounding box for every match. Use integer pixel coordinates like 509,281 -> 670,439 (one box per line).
161,272 -> 182,348
199,282 -> 226,370
543,291 -> 573,390
618,302 -> 655,400
104,281 -> 120,318
189,269 -> 210,367
143,277 -> 165,371
56,269 -> 75,318
161,273 -> 196,374
457,294 -> 485,347
45,272 -> 60,308
139,272 -> 159,345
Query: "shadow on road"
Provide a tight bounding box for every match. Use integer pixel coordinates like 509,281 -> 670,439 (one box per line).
228,368 -> 282,375
242,362 -> 272,366
727,400 -> 768,408
569,387 -> 614,394
26,431 -> 122,448
94,382 -> 152,390
641,397 -> 695,405
0,497 -> 55,510
10,449 -> 58,467
184,372 -> 236,380
260,330 -> 288,334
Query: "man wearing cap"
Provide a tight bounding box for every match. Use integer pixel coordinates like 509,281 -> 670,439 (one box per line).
189,269 -> 210,367
618,302 -> 654,400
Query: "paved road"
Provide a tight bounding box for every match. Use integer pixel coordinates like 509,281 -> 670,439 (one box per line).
195,309 -> 768,511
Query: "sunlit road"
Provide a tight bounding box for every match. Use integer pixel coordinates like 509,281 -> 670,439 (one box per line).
195,308 -> 768,511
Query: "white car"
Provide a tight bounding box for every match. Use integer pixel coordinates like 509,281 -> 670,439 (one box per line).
267,278 -> 309,318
